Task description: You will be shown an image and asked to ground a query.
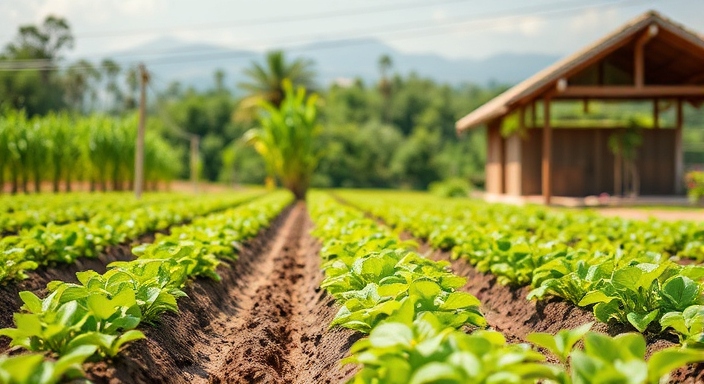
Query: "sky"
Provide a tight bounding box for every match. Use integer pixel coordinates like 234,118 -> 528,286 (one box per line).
0,0 -> 703,62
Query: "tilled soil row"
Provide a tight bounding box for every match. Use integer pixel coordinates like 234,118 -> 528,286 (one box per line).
331,195 -> 704,381
0,200 -> 256,353
413,239 -> 704,383
85,203 -> 358,384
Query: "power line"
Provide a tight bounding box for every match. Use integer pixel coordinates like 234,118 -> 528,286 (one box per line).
0,0 -> 471,52
26,0 -> 474,40
141,0 -> 663,68
0,0 -> 593,65
0,0 -> 663,72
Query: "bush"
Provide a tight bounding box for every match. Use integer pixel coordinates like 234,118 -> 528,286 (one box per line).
686,170 -> 704,204
429,178 -> 472,198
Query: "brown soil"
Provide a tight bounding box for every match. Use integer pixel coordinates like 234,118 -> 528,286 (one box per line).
85,203 -> 359,384
415,242 -> 703,383
596,207 -> 704,222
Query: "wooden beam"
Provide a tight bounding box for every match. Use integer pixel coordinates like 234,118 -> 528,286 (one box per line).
542,97 -> 552,205
634,24 -> 658,88
675,98 -> 684,194
557,85 -> 704,99
685,72 -> 704,84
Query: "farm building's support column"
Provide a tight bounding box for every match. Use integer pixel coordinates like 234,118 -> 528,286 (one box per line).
486,119 -> 504,195
505,107 -> 524,196
542,97 -> 552,205
675,98 -> 684,194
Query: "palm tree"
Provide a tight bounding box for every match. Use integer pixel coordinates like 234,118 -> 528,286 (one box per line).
378,54 -> 393,123
243,80 -> 319,200
236,50 -> 315,121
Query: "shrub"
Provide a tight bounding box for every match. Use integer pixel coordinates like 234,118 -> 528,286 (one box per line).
686,170 -> 704,204
429,178 -> 472,198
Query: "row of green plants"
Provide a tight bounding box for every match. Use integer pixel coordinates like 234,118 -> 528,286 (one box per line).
308,192 -> 486,333
0,191 -> 263,283
0,192 -> 191,234
337,191 -> 704,345
308,192 -> 704,383
0,110 -> 181,194
0,191 -> 293,384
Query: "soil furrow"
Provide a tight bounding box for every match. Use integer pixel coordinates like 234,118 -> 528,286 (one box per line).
0,233 -> 156,353
0,201 -> 255,351
82,203 -> 358,383
209,202 -> 359,384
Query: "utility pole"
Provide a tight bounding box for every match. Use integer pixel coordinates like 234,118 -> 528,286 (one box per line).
190,134 -> 200,194
135,63 -> 148,199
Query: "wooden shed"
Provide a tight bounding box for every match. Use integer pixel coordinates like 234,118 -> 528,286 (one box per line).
456,11 -> 704,204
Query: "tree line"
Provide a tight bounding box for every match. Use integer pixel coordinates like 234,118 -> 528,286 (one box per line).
1,15 -> 508,191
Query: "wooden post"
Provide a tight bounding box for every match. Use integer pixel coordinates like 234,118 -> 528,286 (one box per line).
506,107 -> 524,196
653,99 -> 659,128
542,97 -> 552,205
594,129 -> 603,193
634,24 -> 658,88
486,120 -> 504,195
675,98 -> 684,194
190,135 -> 200,194
531,101 -> 537,128
635,44 -> 645,89
135,63 -> 148,199
614,147 -> 622,196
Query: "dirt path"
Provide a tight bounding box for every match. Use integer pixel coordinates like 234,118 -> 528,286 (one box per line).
86,203 -> 359,384
595,207 -> 704,222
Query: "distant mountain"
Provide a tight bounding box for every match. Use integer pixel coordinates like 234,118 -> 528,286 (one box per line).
101,37 -> 559,91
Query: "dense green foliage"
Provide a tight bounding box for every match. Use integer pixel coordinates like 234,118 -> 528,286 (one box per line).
0,192 -> 188,233
245,80 -> 320,199
0,191 -> 263,282
0,191 -> 292,383
0,111 -> 181,193
308,192 -> 485,333
337,190 -> 704,339
310,191 -> 704,383
687,170 -> 704,204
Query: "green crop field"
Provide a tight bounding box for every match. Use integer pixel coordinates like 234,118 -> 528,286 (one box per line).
1,189 -> 703,383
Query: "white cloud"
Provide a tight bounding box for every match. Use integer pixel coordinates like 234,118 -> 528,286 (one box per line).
570,7 -> 620,32
432,9 -> 448,23
496,15 -> 545,36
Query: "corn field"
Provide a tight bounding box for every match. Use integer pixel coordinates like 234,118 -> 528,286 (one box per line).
0,110 -> 182,193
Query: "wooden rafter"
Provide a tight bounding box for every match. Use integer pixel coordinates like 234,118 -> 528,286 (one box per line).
557,85 -> 704,99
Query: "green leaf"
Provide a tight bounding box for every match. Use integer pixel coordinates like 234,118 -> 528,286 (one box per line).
87,295 -> 118,320
660,312 -> 687,335
0,354 -> 45,382
648,348 -> 704,384
113,330 -> 145,352
369,322 -> 413,348
662,276 -> 700,311
627,310 -> 659,333
409,362 -> 461,384
19,291 -> 42,313
439,292 -> 481,310
578,290 -> 615,306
